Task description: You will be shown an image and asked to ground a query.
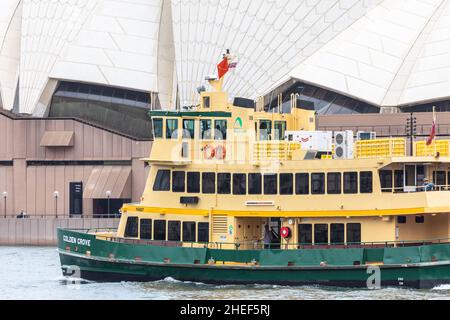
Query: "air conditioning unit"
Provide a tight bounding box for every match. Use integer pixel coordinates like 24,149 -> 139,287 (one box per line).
334,131 -> 354,159
357,131 -> 377,141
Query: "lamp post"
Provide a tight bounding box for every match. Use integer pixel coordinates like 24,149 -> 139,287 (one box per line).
106,190 -> 111,218
53,191 -> 59,219
3,192 -> 7,219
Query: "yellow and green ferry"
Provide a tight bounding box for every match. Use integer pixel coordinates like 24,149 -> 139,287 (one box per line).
58,56 -> 450,289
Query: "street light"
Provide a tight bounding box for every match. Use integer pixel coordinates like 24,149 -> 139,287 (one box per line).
106,190 -> 111,217
53,191 -> 59,219
3,192 -> 7,219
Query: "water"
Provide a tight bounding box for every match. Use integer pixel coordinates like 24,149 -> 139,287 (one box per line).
0,246 -> 449,300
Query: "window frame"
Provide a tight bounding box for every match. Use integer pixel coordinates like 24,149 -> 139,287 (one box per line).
152,118 -> 163,139
346,223 -> 361,244
311,173 -> 325,195
182,119 -> 195,140
295,173 -> 310,195
172,171 -> 186,193
168,221 -> 181,242
280,173 -> 294,195
263,174 -> 278,195
298,224 -> 313,245
202,172 -> 216,194
248,173 -> 262,195
344,172 -> 358,194
233,173 -> 247,195
153,220 -> 167,241
314,224 -> 329,245
153,170 -> 171,191
182,222 -> 196,242
187,172 -> 200,194
360,171 -> 373,194
327,172 -> 342,195
166,118 -> 179,139
330,223 -> 345,244
217,173 -> 231,194
124,216 -> 139,238
140,219 -> 152,240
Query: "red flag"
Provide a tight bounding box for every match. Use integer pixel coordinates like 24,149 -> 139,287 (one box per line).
217,57 -> 229,79
426,110 -> 436,146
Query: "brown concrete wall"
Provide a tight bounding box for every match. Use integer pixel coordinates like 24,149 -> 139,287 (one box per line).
0,218 -> 120,246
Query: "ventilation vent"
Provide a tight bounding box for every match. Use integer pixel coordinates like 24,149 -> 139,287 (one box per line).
212,215 -> 228,235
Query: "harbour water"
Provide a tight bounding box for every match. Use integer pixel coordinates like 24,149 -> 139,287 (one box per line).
1,246 -> 449,300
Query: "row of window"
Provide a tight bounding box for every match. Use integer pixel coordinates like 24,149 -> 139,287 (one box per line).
298,223 -> 361,245
124,217 -> 210,243
153,118 -> 228,141
154,170 -> 374,195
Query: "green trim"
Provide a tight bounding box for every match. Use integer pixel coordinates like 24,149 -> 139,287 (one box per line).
148,111 -> 232,118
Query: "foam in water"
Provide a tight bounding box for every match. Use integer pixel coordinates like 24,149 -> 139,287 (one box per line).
432,284 -> 450,291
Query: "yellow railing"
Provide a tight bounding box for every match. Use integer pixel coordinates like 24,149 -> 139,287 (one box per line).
415,140 -> 450,157
356,138 -> 406,159
253,141 -> 301,161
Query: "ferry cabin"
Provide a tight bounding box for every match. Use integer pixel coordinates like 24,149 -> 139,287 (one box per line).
119,80 -> 450,251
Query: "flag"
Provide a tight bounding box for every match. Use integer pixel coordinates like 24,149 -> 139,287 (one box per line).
217,57 -> 229,79
426,107 -> 437,146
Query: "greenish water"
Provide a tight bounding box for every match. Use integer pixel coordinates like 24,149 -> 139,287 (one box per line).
0,247 -> 449,300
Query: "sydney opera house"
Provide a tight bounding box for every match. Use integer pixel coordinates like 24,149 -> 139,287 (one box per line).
1,0 -> 450,227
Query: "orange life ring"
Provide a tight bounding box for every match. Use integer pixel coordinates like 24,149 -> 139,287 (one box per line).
281,227 -> 291,239
215,145 -> 226,160
204,145 -> 215,160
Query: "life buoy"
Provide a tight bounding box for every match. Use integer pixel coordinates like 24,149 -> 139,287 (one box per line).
280,227 -> 291,239
204,145 -> 215,160
215,145 -> 226,160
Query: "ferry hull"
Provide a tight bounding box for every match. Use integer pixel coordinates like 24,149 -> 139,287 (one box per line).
57,229 -> 450,289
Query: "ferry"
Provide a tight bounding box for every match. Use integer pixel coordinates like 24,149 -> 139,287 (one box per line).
58,53 -> 450,289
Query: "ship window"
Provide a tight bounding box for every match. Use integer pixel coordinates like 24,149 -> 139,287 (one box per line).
201,119 -> 212,140
259,120 -> 272,141
140,219 -> 152,240
347,223 -> 361,244
397,216 -> 407,224
415,216 -> 425,224
248,173 -> 262,195
311,173 -> 325,195
434,171 -> 446,186
153,170 -> 171,191
172,171 -> 185,193
187,172 -> 200,193
295,173 -> 309,195
274,121 -> 286,141
214,120 -> 227,141
298,224 -> 312,245
314,224 -> 328,245
233,174 -> 247,195
380,170 -> 393,192
168,221 -> 181,242
344,172 -> 358,194
218,173 -> 231,194
202,172 -> 216,194
182,222 -> 196,242
152,118 -> 163,139
198,222 -> 210,243
327,173 -> 341,194
124,217 -> 139,238
360,172 -> 373,193
394,170 -> 404,192
203,96 -> 210,108
166,119 -> 179,139
154,220 -> 166,241
330,224 -> 345,244
264,174 -> 278,195
280,173 -> 294,195
182,119 -> 195,139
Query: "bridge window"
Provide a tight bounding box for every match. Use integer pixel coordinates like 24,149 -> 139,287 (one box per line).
314,224 -> 328,245
202,172 -> 216,194
330,224 -> 345,244
198,222 -> 210,243
264,174 -> 278,195
172,171 -> 185,193
233,174 -> 247,195
187,172 -> 200,193
182,119 -> 195,139
360,172 -> 373,193
124,217 -> 139,238
153,170 -> 171,191
259,120 -> 272,141
166,119 -> 179,139
218,173 -> 231,194
154,220 -> 166,241
394,170 -> 404,192
311,173 -> 325,195
280,173 -> 294,195
274,121 -> 286,140
380,170 -> 393,192
201,119 -> 212,140
140,219 -> 152,240
295,173 -> 309,195
183,222 -> 196,242
168,221 -> 181,242
327,173 -> 341,194
344,172 -> 358,194
152,118 -> 163,138
214,120 -> 227,141
347,223 -> 361,244
298,224 -> 312,245
248,173 -> 262,195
